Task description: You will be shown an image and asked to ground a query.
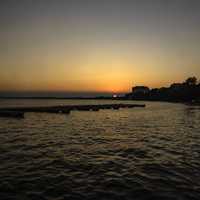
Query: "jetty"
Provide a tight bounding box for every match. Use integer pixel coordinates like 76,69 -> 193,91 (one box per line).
0,103 -> 145,118
0,111 -> 24,118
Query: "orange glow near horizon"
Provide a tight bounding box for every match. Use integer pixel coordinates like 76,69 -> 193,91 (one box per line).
1,47 -> 194,93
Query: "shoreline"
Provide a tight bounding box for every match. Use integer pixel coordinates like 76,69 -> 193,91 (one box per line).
0,97 -> 199,108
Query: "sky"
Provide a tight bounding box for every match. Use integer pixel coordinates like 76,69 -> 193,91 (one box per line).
0,0 -> 200,93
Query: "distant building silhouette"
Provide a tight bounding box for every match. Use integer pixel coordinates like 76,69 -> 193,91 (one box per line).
125,86 -> 150,100
125,77 -> 200,103
170,83 -> 183,90
132,86 -> 150,94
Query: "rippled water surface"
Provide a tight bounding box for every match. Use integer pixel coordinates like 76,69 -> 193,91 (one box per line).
0,100 -> 200,200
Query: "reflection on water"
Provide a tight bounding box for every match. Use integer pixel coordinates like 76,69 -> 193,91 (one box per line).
0,100 -> 200,200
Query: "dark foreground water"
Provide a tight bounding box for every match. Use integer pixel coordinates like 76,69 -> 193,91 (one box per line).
0,100 -> 200,200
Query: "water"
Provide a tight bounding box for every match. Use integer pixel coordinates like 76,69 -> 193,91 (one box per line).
0,100 -> 200,200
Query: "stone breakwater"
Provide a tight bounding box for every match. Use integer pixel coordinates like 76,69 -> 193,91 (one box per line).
0,103 -> 145,118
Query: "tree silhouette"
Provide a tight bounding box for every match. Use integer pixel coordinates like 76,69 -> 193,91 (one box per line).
185,77 -> 197,86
